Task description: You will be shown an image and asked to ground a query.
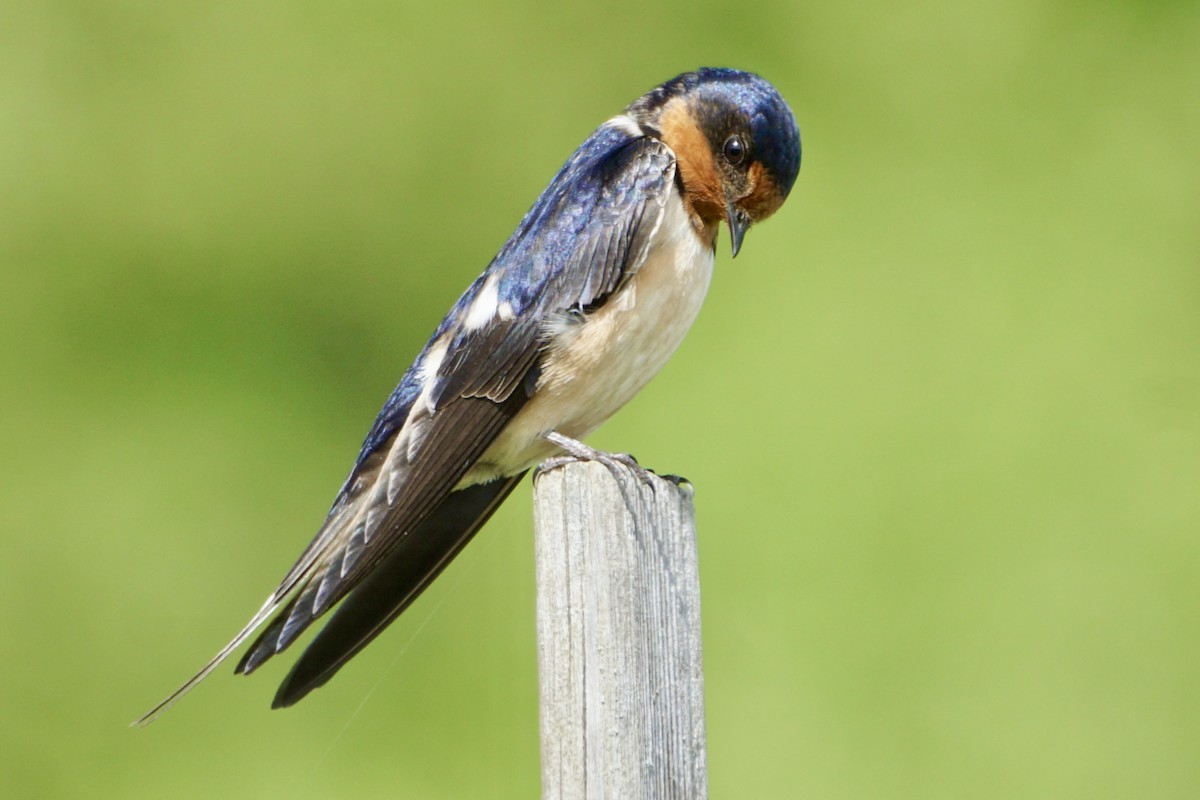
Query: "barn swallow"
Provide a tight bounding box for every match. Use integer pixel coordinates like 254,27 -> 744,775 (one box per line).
136,67 -> 800,724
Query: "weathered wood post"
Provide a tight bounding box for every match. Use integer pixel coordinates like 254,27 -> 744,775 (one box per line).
532,458 -> 707,800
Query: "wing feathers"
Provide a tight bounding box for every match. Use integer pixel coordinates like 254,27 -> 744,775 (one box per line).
271,472 -> 526,708
232,393 -> 523,679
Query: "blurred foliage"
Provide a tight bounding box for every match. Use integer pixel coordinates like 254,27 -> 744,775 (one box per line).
3,0 -> 1199,797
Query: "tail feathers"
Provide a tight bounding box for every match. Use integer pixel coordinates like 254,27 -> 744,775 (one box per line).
234,556 -> 337,677
132,473 -> 526,725
130,592 -> 285,727
233,597 -> 295,676
272,473 -> 525,708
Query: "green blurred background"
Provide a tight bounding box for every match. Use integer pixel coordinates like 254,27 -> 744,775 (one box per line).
4,0 -> 1198,797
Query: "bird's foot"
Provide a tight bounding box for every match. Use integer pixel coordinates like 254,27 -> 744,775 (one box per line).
539,431 -> 661,509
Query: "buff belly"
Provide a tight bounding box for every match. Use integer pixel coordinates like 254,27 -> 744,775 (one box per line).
463,192 -> 715,484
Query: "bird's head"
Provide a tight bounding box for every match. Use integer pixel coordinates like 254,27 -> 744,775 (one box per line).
628,68 -> 802,256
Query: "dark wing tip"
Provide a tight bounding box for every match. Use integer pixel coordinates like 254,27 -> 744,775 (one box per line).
266,474 -> 527,709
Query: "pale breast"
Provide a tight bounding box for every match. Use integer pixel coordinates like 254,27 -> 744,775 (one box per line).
466,189 -> 715,482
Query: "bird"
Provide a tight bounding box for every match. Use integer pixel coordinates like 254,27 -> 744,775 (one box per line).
135,67 -> 801,724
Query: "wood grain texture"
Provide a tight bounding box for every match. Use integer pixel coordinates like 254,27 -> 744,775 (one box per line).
533,459 -> 707,800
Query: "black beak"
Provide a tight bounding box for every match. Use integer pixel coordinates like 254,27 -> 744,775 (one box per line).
727,204 -> 751,258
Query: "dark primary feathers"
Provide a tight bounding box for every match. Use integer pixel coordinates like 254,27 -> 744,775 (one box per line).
261,472 -> 527,707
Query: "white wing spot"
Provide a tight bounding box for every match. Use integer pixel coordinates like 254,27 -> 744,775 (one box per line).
463,275 -> 500,330
603,114 -> 643,138
419,337 -> 448,385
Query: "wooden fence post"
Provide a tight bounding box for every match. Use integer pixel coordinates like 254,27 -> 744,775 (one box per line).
532,459 -> 707,800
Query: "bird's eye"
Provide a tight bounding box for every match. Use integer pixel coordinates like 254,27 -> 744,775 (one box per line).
723,135 -> 746,166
